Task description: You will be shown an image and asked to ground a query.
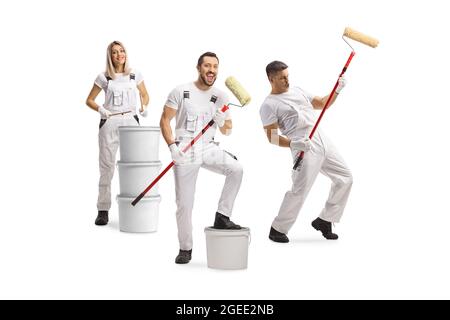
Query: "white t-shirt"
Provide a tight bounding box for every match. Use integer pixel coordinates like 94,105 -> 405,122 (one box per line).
260,86 -> 316,140
94,70 -> 144,90
165,82 -> 231,140
94,69 -> 144,111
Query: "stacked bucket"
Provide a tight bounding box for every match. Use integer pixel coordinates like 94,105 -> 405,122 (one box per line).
117,126 -> 162,233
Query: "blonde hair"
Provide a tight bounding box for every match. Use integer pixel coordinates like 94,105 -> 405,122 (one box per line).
106,40 -> 131,79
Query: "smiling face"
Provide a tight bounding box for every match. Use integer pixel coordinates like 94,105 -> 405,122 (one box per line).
270,69 -> 290,94
111,44 -> 126,68
197,56 -> 219,87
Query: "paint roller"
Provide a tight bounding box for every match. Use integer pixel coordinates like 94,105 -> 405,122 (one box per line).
131,76 -> 251,206
225,76 -> 251,107
343,27 -> 379,49
292,27 -> 379,170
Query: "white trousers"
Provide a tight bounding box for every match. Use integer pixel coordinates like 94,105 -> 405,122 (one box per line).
174,142 -> 243,250
97,115 -> 138,211
272,132 -> 353,234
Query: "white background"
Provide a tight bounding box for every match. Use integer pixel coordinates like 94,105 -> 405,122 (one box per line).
1,0 -> 449,299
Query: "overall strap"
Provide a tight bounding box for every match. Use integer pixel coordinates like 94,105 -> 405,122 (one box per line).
105,74 -> 112,90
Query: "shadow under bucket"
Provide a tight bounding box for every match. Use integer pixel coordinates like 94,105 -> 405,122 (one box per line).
204,227 -> 251,270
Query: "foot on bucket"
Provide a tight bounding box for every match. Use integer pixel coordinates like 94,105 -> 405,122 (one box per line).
312,217 -> 338,240
269,227 -> 289,243
175,249 -> 192,264
213,212 -> 241,230
95,210 -> 109,226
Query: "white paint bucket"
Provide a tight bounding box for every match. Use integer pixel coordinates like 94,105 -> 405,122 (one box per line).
117,161 -> 162,197
204,227 -> 251,270
119,126 -> 160,162
117,195 -> 161,233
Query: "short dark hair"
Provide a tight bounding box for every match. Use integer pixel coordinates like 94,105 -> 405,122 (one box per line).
266,61 -> 288,78
197,52 -> 219,66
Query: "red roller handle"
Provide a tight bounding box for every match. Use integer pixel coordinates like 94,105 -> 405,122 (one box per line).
293,51 -> 355,170
132,105 -> 229,206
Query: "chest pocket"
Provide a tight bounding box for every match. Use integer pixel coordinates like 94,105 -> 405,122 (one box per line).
186,114 -> 197,132
183,92 -> 217,133
106,73 -> 136,108
113,91 -> 123,106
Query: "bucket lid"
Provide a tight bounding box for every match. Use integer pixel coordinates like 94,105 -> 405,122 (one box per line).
119,126 -> 160,132
204,226 -> 250,237
117,195 -> 161,202
117,160 -> 162,166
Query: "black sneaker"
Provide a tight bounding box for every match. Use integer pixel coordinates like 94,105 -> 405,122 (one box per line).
175,249 -> 192,264
213,212 -> 241,230
312,217 -> 338,240
269,227 -> 289,243
95,211 -> 109,226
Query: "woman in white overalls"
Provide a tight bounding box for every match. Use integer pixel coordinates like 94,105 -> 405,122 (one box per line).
86,40 -> 150,226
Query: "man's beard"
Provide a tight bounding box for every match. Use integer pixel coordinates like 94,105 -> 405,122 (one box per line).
201,73 -> 216,87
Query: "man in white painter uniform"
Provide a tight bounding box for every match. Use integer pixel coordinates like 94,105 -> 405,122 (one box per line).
86,41 -> 149,226
260,61 -> 353,242
160,52 -> 243,264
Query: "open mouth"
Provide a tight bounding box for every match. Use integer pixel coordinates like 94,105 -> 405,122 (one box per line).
206,73 -> 215,82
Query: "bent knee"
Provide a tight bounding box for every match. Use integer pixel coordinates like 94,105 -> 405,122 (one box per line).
341,171 -> 353,187
230,162 -> 243,176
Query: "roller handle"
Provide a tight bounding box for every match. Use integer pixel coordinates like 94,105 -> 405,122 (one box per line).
183,104 -> 228,152
131,161 -> 174,206
132,105 -> 229,206
110,110 -> 132,117
293,52 -> 355,170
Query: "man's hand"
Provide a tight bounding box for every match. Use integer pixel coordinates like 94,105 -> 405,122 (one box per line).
169,143 -> 186,163
213,109 -> 226,127
336,75 -> 347,94
290,138 -> 312,152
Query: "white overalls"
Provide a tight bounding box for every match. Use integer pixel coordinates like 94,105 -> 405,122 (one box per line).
261,87 -> 353,234
168,84 -> 243,250
97,73 -> 140,211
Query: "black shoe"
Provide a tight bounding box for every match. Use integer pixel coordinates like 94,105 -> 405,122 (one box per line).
175,249 -> 192,264
95,210 -> 109,225
312,217 -> 338,240
269,227 -> 289,243
213,212 -> 241,230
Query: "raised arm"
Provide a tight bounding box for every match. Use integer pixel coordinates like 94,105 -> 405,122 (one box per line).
311,76 -> 347,110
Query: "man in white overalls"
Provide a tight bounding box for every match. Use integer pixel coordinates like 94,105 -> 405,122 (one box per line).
260,61 -> 353,242
160,52 -> 243,264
